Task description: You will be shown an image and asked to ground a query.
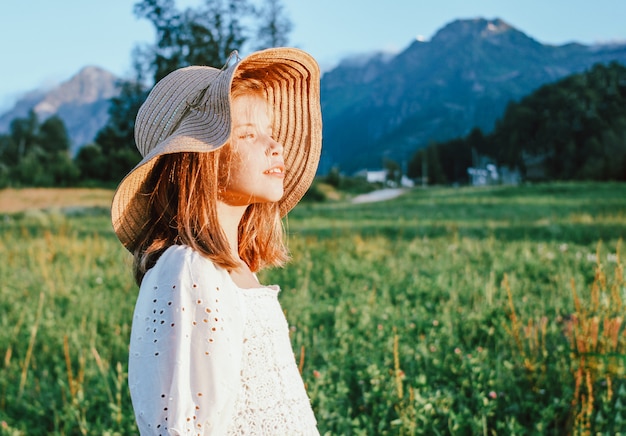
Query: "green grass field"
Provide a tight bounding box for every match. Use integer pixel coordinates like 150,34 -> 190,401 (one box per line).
1,182 -> 625,435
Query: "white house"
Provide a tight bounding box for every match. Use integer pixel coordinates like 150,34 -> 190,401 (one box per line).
354,169 -> 415,188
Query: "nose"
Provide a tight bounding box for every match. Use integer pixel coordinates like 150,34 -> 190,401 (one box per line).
267,135 -> 284,156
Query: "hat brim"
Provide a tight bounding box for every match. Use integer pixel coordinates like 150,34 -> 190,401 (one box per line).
111,47 -> 322,252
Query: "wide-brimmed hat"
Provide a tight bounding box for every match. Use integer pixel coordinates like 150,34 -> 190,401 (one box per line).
111,47 -> 322,251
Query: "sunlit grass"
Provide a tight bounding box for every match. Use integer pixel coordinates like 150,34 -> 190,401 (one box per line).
1,182 -> 625,434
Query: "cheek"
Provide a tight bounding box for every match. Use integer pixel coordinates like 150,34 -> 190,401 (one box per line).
223,147 -> 251,187
217,145 -> 237,187
230,147 -> 247,172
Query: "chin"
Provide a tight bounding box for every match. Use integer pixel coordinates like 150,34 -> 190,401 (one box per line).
250,192 -> 284,206
266,194 -> 284,204
266,189 -> 285,203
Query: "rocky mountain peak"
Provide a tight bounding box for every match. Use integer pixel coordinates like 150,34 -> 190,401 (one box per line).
431,18 -> 524,45
0,65 -> 121,154
33,66 -> 119,118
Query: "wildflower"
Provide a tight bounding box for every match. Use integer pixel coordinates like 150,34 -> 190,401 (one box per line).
377,324 -> 383,331
454,347 -> 461,355
489,391 -> 497,399
429,345 -> 437,353
313,370 -> 321,379
432,320 -> 439,327
477,346 -> 483,353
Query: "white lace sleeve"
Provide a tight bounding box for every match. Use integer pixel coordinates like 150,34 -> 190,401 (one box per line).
128,245 -> 244,435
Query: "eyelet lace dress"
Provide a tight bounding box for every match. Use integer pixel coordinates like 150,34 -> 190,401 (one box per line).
128,245 -> 319,435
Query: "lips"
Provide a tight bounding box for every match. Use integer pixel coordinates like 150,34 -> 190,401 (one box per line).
264,163 -> 285,176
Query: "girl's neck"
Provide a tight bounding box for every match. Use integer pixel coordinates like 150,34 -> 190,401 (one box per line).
216,200 -> 246,259
216,200 -> 262,288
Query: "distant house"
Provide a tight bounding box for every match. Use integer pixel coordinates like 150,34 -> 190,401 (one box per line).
399,175 -> 415,187
467,156 -> 521,186
354,169 -> 415,188
467,164 -> 499,186
355,169 -> 387,184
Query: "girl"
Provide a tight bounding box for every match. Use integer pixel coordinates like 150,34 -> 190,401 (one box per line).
111,48 -> 322,435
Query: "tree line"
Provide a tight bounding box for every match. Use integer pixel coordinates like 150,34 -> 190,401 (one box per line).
408,62 -> 626,184
0,0 -> 291,188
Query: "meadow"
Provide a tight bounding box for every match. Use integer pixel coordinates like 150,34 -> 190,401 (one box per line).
0,182 -> 625,435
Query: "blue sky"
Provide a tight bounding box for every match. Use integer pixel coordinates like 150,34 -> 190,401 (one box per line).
2,0 -> 626,111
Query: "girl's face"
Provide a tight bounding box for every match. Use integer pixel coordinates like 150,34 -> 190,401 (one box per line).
219,94 -> 285,207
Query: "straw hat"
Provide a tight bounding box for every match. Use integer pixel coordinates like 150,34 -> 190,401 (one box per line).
111,47 -> 322,251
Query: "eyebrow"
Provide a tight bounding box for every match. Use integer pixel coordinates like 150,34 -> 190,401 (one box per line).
233,122 -> 272,130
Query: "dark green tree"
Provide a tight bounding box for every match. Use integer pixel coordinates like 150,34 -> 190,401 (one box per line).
254,0 -> 292,49
12,148 -> 48,186
89,79 -> 145,183
0,134 -> 12,187
47,151 -> 80,186
39,115 -> 78,186
3,110 -> 78,186
325,166 -> 341,188
74,143 -> 110,183
407,144 -> 446,185
438,137 -> 472,184
134,0 -> 252,82
383,158 -> 401,185
39,115 -> 71,154
9,110 -> 39,161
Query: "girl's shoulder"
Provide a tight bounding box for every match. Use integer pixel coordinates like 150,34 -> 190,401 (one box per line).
158,243 -> 208,263
157,244 -> 221,271
144,244 -> 228,289
139,244 -> 247,320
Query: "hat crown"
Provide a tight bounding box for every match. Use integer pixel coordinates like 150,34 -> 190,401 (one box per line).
135,66 -> 233,158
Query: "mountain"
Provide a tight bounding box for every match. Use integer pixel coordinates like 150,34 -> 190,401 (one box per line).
2,18 -> 625,171
0,66 -> 121,155
320,18 -> 626,174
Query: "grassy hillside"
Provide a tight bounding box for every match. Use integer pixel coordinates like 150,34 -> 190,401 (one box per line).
0,183 -> 624,434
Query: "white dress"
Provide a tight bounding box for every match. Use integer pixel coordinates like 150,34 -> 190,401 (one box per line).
128,245 -> 319,435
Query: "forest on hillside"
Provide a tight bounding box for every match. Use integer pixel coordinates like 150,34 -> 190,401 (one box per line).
408,62 -> 626,184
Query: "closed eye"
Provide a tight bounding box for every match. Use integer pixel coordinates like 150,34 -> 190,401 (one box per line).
239,132 -> 255,140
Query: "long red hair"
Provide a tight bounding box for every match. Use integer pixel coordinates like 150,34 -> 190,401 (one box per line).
131,71 -> 289,285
